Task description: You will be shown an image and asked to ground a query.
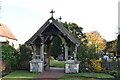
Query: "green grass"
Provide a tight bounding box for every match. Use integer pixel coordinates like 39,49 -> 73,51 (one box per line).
1,70 -> 39,80
60,73 -> 115,80
59,78 -> 101,80
50,60 -> 65,68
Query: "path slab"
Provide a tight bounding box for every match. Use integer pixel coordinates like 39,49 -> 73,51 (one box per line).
33,67 -> 64,80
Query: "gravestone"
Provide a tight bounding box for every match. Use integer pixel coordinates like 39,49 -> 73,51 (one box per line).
58,54 -> 63,61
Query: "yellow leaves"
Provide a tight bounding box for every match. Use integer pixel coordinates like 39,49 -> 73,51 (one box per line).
86,31 -> 106,51
90,59 -> 105,72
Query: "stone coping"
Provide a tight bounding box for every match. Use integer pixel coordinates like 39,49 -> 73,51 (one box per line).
29,59 -> 43,63
65,60 -> 79,64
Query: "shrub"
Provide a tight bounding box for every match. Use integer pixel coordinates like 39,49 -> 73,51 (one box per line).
79,60 -> 92,72
78,44 -> 101,72
77,44 -> 100,61
90,59 -> 105,72
109,70 -> 120,79
0,60 -> 6,72
2,44 -> 19,70
17,45 -> 32,70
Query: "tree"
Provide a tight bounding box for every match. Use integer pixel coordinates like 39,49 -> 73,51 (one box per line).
50,36 -> 63,59
105,40 -> 117,54
61,22 -> 87,45
86,31 -> 106,51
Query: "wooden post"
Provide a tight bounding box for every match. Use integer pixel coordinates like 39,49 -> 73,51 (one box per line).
74,45 -> 77,61
46,43 -> 50,70
40,36 -> 44,62
40,42 -> 44,61
32,45 -> 36,60
65,43 -> 68,61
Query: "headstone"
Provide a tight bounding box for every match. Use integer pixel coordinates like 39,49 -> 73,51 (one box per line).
58,54 -> 63,61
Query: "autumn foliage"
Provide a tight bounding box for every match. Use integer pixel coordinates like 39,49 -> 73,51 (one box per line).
86,31 -> 106,51
90,59 -> 105,72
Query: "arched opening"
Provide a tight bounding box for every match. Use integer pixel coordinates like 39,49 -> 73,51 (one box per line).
44,35 -> 64,71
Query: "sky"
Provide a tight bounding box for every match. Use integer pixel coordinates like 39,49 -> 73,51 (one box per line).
1,0 -> 120,44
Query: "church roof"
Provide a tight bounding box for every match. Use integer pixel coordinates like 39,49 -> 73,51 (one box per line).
25,17 -> 80,46
0,24 -> 17,40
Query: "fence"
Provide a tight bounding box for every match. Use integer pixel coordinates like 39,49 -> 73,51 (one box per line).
101,59 -> 120,71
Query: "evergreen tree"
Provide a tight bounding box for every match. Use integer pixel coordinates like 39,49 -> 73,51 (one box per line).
51,36 -> 63,59
61,22 -> 87,45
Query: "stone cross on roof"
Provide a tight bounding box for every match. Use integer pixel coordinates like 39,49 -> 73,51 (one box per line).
50,9 -> 55,18
59,16 -> 62,22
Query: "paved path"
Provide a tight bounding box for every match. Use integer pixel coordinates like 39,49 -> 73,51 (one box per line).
33,67 -> 65,80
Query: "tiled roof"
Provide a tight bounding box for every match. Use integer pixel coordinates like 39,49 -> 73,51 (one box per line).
0,24 -> 17,40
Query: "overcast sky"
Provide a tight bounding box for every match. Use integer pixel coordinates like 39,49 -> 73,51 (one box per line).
1,0 -> 120,44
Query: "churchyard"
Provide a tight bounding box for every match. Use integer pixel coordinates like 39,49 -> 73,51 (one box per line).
1,11 -> 120,80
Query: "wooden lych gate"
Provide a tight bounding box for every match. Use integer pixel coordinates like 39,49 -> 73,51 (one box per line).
25,11 -> 81,73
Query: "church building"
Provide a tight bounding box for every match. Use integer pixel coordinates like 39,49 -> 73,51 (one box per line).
0,24 -> 18,49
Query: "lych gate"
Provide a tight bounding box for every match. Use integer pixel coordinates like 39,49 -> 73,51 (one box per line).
25,11 -> 81,73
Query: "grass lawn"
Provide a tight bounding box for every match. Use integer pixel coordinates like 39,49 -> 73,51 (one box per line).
59,78 -> 101,80
50,60 -> 65,68
60,73 -> 115,80
1,70 -> 39,80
